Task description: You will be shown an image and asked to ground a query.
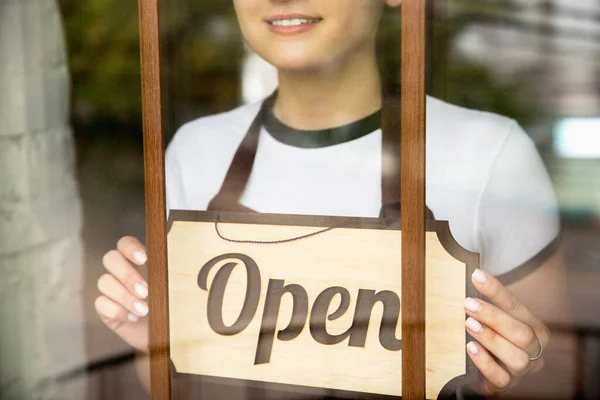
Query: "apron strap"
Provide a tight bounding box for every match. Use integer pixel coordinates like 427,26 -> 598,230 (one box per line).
208,90 -> 435,220
380,92 -> 402,218
207,94 -> 275,212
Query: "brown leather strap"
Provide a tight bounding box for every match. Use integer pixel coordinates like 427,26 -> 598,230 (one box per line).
207,94 -> 275,212
380,92 -> 403,218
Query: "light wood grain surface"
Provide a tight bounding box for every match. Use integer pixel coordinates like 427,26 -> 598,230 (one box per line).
168,220 -> 467,398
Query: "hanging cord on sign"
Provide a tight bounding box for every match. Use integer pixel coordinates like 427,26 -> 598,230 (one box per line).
214,214 -> 356,244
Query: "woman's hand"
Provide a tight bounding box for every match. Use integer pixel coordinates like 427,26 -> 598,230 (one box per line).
464,269 -> 551,396
95,236 -> 150,353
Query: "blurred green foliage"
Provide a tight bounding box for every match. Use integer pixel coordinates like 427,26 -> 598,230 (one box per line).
60,0 -> 244,136
160,0 -> 244,136
60,0 -> 142,122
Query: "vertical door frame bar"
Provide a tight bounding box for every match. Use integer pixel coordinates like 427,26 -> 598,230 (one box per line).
401,1 -> 428,399
139,0 -> 171,398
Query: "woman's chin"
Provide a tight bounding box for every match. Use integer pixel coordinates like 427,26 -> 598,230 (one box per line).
256,44 -> 327,73
266,56 -> 329,73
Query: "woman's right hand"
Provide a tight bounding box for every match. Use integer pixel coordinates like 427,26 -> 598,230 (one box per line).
95,236 -> 150,353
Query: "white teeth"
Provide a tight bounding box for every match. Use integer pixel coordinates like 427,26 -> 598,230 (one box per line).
271,18 -> 317,26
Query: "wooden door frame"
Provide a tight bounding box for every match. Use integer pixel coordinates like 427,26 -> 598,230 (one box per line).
401,1 -> 427,399
138,1 -> 427,398
139,0 -> 170,398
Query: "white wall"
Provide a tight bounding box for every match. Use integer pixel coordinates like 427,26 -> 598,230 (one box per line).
0,0 -> 86,398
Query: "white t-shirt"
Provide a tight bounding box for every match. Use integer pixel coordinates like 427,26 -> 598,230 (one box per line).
165,96 -> 560,281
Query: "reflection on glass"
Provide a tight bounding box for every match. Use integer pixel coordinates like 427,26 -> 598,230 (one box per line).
5,1 -> 594,399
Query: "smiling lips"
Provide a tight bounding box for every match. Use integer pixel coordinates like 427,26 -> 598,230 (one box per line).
266,14 -> 322,35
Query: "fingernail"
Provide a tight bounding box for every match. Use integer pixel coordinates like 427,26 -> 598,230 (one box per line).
463,297 -> 482,313
133,250 -> 147,265
128,313 -> 139,322
133,301 -> 148,317
467,341 -> 479,355
466,317 -> 483,333
472,269 -> 488,284
134,282 -> 148,299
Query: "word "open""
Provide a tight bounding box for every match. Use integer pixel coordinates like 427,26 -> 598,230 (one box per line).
197,253 -> 402,365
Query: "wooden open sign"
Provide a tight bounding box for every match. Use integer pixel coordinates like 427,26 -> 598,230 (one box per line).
137,0 -> 469,398
167,212 -> 478,399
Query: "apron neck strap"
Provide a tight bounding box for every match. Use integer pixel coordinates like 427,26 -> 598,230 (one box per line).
207,93 -> 275,212
208,90 -> 434,220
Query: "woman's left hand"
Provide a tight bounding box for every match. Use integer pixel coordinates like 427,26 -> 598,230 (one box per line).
464,269 -> 551,396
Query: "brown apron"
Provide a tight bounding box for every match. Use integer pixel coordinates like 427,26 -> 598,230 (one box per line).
207,91 -> 435,220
